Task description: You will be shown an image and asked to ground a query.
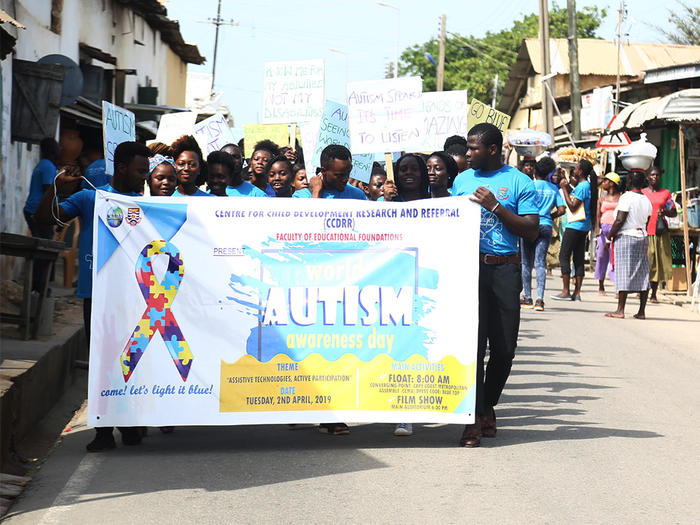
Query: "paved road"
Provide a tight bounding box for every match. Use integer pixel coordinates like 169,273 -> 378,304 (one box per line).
6,277 -> 700,524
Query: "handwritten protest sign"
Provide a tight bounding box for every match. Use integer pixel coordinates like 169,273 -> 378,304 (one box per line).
467,98 -> 510,136
347,77 -> 423,154
309,100 -> 374,183
155,112 -> 197,147
420,90 -> 469,152
193,113 -> 236,156
262,59 -> 325,124
102,101 -> 135,175
89,192 -> 480,426
298,119 -> 321,175
243,124 -> 290,157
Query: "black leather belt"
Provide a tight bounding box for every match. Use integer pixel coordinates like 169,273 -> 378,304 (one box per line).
479,253 -> 520,265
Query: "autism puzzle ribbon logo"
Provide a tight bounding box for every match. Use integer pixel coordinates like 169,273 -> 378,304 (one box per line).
120,240 -> 193,382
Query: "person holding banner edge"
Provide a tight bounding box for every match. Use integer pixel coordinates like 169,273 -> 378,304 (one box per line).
451,123 -> 539,447
34,141 -> 151,451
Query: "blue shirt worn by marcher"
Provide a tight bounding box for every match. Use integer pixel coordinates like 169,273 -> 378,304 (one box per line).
534,179 -> 564,227
292,184 -> 368,200
225,181 -> 268,197
452,164 -> 538,255
566,179 -> 592,232
172,187 -> 214,197
24,159 -> 57,214
59,185 -> 140,298
264,183 -> 276,197
82,159 -> 110,189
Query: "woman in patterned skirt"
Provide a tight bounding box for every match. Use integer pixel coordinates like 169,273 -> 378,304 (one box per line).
605,171 -> 653,319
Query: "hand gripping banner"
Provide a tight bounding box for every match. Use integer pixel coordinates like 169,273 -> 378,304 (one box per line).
120,240 -> 193,382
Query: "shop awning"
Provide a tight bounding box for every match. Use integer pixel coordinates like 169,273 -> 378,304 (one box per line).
608,89 -> 700,131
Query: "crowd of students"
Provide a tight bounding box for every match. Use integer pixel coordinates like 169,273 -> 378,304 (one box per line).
22,120 -> 675,451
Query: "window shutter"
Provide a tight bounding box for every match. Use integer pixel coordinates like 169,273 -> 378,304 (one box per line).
11,59 -> 64,143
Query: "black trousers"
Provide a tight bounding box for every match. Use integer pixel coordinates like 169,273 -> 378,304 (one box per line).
559,228 -> 587,277
475,261 -> 521,416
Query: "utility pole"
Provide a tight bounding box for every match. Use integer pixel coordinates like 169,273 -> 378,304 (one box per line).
437,14 -> 446,91
198,0 -> 238,97
538,0 -> 554,137
615,1 -> 626,114
567,0 -> 581,140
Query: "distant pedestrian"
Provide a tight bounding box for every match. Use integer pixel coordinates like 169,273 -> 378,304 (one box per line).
595,172 -> 621,295
642,166 -> 676,303
605,170 -> 652,319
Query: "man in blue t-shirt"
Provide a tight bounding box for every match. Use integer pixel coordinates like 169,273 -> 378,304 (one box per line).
451,123 -> 539,447
521,156 -> 565,311
554,159 -> 594,302
35,141 -> 150,452
292,144 -> 367,200
23,137 -> 59,290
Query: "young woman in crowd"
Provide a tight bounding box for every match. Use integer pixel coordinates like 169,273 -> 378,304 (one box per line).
362,163 -> 387,201
426,151 -> 459,198
554,159 -> 593,302
148,154 -> 177,197
595,172 -> 621,295
171,135 -> 210,196
266,155 -> 295,198
249,140 -> 279,197
382,153 -> 429,203
642,166 -> 677,303
292,164 -> 309,193
605,170 -> 652,319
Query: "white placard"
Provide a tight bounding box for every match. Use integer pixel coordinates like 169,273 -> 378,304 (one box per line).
102,101 -> 136,175
346,77 -> 424,154
155,112 -> 198,147
193,113 -> 236,156
262,59 -> 325,124
419,90 -> 469,152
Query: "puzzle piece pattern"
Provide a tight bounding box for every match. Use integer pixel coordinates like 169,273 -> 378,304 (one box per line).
120,240 -> 192,382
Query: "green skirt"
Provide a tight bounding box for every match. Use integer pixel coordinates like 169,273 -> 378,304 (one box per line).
647,232 -> 672,282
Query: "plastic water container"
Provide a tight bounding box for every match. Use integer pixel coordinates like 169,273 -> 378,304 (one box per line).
688,198 -> 700,228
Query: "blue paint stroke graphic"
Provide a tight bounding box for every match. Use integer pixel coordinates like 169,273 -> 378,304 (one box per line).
225,239 -> 438,362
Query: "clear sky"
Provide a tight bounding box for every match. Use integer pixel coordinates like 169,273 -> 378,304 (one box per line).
166,0 -> 673,127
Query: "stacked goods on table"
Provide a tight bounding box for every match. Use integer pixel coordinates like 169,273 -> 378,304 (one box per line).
507,129 -> 552,158
556,146 -> 598,165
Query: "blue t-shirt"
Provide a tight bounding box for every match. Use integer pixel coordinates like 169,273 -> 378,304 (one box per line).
59,185 -> 140,298
293,184 -> 367,200
534,179 -> 564,227
226,181 -> 268,197
82,159 -> 110,189
172,187 -> 214,197
566,179 -> 591,232
264,183 -> 276,197
24,159 -> 56,214
452,164 -> 538,255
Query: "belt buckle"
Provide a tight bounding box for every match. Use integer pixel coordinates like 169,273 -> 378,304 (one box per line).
482,254 -> 497,264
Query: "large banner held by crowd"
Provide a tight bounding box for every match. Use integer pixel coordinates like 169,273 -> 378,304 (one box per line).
88,193 -> 480,426
346,77 -> 423,154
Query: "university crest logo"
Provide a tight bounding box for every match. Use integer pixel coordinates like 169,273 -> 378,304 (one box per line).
126,207 -> 142,226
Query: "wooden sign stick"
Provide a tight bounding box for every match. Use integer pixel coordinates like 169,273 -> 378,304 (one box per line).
289,123 -> 297,149
384,152 -> 394,181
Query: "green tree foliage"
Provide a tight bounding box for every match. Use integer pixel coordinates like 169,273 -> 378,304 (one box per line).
656,1 -> 700,45
398,3 -> 606,104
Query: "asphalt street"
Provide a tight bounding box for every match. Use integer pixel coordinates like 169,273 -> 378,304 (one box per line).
5,276 -> 700,524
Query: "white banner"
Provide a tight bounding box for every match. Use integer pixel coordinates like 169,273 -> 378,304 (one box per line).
347,77 -> 424,154
89,193 -> 480,426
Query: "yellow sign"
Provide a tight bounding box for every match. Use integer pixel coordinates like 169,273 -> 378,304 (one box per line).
467,98 -> 511,136
243,124 -> 290,157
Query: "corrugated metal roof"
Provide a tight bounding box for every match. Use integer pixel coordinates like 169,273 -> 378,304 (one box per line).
524,39 -> 700,77
0,9 -> 25,28
608,89 -> 700,130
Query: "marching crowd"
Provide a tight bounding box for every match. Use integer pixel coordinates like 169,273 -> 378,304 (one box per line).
22,121 -> 674,450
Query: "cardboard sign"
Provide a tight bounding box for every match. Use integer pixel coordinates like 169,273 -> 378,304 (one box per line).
467,99 -> 510,136
155,112 -> 198,147
298,119 -> 321,175
193,113 -> 236,156
309,100 -> 374,183
347,77 -> 424,154
102,101 -> 136,175
420,90 -> 469,152
262,59 -> 325,124
243,124 -> 290,158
